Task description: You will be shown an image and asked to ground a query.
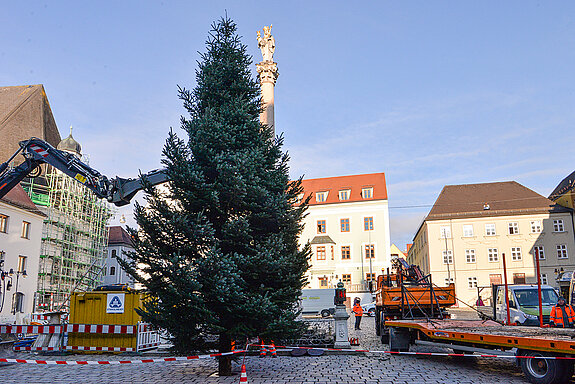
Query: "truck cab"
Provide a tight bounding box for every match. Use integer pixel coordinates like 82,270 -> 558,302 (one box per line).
494,284 -> 559,325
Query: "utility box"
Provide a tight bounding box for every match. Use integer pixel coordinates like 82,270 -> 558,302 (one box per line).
68,290 -> 145,352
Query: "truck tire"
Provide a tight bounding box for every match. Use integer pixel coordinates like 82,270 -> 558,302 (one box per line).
518,350 -> 568,384
320,309 -> 331,318
375,308 -> 381,336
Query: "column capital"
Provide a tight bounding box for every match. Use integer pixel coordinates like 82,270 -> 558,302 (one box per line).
256,61 -> 279,85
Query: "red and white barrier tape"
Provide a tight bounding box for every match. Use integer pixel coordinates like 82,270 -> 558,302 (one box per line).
259,344 -> 575,360
0,349 -> 247,365
2,324 -> 140,335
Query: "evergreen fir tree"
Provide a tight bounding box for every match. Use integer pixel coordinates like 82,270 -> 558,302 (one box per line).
117,17 -> 310,375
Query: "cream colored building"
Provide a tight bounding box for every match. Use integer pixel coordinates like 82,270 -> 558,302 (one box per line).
299,173 -> 391,292
0,184 -> 44,323
408,181 -> 575,306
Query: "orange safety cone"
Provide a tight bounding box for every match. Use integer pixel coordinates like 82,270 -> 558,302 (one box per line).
270,340 -> 277,358
231,340 -> 236,351
259,338 -> 268,358
239,364 -> 248,383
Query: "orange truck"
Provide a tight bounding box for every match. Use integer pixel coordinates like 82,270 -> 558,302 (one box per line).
375,259 -> 575,384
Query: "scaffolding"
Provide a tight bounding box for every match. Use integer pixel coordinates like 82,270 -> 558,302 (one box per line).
22,166 -> 111,312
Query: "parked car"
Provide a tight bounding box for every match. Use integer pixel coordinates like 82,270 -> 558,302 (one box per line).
361,302 -> 376,317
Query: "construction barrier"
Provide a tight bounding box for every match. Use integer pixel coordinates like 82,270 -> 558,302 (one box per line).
3,322 -> 159,352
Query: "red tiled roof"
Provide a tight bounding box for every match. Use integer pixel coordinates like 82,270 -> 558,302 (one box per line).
299,173 -> 387,206
108,226 -> 134,246
0,183 -> 44,216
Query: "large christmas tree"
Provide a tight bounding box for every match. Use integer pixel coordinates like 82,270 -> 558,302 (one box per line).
118,17 -> 310,375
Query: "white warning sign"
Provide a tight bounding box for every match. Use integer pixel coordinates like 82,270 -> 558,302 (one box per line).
106,293 -> 125,314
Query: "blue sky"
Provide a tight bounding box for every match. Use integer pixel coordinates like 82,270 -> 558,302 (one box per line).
2,2 -> 575,249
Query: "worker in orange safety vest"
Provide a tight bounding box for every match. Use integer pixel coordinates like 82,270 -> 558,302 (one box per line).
550,297 -> 575,328
352,298 -> 363,330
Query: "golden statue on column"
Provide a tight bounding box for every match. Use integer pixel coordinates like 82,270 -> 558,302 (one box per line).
256,25 -> 278,134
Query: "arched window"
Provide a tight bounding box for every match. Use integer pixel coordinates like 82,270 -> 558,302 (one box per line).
110,266 -> 116,276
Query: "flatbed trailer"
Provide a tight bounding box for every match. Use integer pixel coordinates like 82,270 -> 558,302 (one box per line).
385,319 -> 575,384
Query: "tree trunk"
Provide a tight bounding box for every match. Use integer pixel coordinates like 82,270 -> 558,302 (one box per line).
218,333 -> 232,376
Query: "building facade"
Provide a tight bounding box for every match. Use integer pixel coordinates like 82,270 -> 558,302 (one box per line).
408,181 -> 575,306
103,226 -> 135,287
299,173 -> 392,292
0,185 -> 44,323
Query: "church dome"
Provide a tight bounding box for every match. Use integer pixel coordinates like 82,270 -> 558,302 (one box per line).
57,126 -> 82,156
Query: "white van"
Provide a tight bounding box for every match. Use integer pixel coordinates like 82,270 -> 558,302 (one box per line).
494,284 -> 559,325
300,289 -> 335,317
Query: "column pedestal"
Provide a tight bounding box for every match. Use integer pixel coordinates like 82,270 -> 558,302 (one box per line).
333,304 -> 351,349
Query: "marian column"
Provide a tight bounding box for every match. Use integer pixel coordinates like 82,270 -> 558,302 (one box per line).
256,25 -> 279,135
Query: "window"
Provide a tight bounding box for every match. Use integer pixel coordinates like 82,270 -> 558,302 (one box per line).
316,246 -> 326,260
488,248 -> 499,262
0,251 -> 4,268
361,187 -> 373,199
17,255 -> 27,273
0,214 -> 7,233
445,278 -> 454,286
442,250 -> 453,264
511,247 -> 522,261
485,224 -> 496,236
462,225 -> 474,237
331,246 -> 334,260
338,190 -> 350,201
508,222 -> 519,235
111,249 -> 117,258
513,273 -> 526,284
440,226 -> 451,239
340,218 -> 350,232
365,244 -> 375,259
342,274 -> 351,283
341,246 -> 351,260
531,220 -> 542,233
465,249 -> 476,263
316,192 -> 328,203
489,274 -> 502,285
554,219 -> 565,232
364,217 -> 374,231
366,273 -> 376,282
21,221 -> 30,239
110,266 -> 116,276
317,220 -> 326,234
541,273 -> 548,285
557,244 -> 568,259
534,245 -> 545,260
318,277 -> 328,288
468,277 -> 478,289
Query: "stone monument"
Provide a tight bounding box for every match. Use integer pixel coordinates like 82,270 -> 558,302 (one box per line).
256,25 -> 279,135
333,282 -> 351,349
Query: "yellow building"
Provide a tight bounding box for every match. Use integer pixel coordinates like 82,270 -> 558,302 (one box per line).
408,181 -> 575,306
549,171 -> 575,209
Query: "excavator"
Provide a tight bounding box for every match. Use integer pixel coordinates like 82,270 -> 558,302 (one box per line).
0,137 -> 168,206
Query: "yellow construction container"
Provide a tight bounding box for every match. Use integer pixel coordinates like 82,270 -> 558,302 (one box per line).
68,290 -> 145,352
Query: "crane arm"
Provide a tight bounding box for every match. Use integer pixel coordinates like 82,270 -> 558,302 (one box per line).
0,137 -> 168,206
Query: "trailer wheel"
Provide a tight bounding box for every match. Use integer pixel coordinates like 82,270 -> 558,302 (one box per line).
518,350 -> 568,384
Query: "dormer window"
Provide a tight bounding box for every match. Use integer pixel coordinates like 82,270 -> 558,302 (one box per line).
296,193 -> 304,204
361,187 -> 373,199
316,191 -> 328,203
338,190 -> 351,201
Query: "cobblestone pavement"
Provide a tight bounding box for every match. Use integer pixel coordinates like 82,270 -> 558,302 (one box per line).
0,315 -> 554,383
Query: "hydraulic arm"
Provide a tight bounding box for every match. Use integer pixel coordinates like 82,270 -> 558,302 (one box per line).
0,137 -> 168,206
